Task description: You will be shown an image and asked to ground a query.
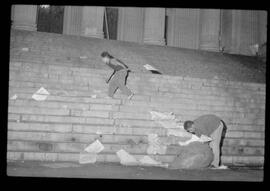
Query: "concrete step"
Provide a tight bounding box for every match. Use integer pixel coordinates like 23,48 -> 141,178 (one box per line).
7,151 -> 265,166
7,140 -> 264,156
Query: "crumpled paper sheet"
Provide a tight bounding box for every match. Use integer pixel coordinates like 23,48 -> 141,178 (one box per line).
32,87 -> 50,101
10,94 -> 18,100
146,134 -> 167,155
84,139 -> 104,153
116,149 -> 140,166
149,111 -> 176,120
79,139 -> 105,164
178,134 -> 212,146
210,165 -> 228,170
149,111 -> 191,138
143,64 -> 160,72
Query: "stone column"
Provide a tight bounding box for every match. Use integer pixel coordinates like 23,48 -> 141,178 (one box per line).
258,10 -> 267,45
199,9 -> 221,52
166,8 -> 200,49
238,10 -> 260,55
11,5 -> 37,31
117,7 -> 144,43
63,6 -> 82,35
143,8 -> 166,45
81,6 -> 104,38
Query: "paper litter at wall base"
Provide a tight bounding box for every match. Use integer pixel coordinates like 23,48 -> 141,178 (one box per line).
116,149 -> 139,166
84,139 -> 104,153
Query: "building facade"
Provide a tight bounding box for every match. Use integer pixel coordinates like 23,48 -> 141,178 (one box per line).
11,5 -> 267,56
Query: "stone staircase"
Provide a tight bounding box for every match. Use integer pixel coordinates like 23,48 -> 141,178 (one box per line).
8,29 -> 266,167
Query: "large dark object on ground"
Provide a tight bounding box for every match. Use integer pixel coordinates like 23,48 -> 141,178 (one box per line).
169,142 -> 214,169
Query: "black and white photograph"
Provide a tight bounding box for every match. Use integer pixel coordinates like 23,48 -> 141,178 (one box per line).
6,4 -> 267,183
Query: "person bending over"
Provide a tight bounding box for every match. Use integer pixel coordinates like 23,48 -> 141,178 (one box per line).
184,114 -> 225,168
100,51 -> 134,99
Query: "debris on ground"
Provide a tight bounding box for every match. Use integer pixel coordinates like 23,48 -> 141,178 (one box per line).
84,139 -> 104,153
150,111 -> 176,120
32,87 -> 50,101
79,55 -> 88,59
178,134 -> 212,146
96,130 -> 102,135
149,110 -> 191,138
10,94 -> 18,100
249,44 -> 259,56
91,95 -> 97,98
116,149 -> 139,166
21,47 -> 29,51
79,139 -> 104,164
169,142 -> 214,169
146,134 -> 167,155
143,64 -> 162,74
210,165 -> 228,170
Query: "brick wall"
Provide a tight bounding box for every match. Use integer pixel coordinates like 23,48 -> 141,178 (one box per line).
8,60 -> 265,166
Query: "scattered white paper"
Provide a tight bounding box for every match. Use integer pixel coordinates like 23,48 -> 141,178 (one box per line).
32,94 -> 48,101
199,134 -> 212,142
96,130 -> 102,135
80,55 -> 88,59
21,47 -> 29,51
91,95 -> 97,98
116,149 -> 139,166
178,134 -> 200,146
178,133 -> 212,146
79,152 -> 97,164
249,44 -> 259,55
211,165 -> 228,170
147,134 -> 167,155
144,64 -> 159,71
149,111 -> 176,120
84,139 -> 104,153
36,87 -> 50,95
32,87 -> 50,101
10,94 -> 17,100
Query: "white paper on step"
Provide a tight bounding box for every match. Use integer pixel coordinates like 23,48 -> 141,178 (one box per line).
178,134 -> 212,146
143,64 -> 159,72
149,111 -> 176,120
32,87 -> 50,101
79,152 -> 97,164
10,94 -> 17,100
116,149 -> 139,166
21,47 -> 29,51
84,139 -> 104,153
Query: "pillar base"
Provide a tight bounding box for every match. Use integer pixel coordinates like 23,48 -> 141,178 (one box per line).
199,44 -> 220,52
12,22 -> 37,31
143,37 -> 166,46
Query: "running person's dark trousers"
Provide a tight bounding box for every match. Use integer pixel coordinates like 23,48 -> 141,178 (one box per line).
108,69 -> 132,97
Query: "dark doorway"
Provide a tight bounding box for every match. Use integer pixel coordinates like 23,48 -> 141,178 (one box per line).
37,5 -> 64,34
103,7 -> 118,40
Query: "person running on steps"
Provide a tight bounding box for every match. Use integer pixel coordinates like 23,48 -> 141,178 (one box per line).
100,51 -> 134,99
183,114 -> 226,168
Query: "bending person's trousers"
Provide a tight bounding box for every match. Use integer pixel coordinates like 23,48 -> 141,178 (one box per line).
209,121 -> 224,167
108,69 -> 132,97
